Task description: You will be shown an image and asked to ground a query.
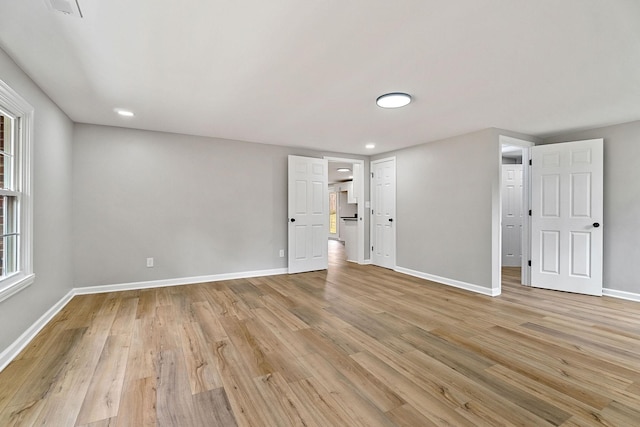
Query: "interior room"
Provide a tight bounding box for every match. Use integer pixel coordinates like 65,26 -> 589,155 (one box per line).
0,1 -> 639,425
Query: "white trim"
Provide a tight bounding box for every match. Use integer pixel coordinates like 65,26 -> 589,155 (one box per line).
0,78 -> 34,302
395,266 -> 501,297
362,259 -> 372,265
0,289 -> 74,372
603,288 -> 640,303
0,273 -> 34,303
74,268 -> 288,295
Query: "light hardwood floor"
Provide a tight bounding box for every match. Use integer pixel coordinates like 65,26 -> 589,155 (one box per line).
1,241 -> 639,426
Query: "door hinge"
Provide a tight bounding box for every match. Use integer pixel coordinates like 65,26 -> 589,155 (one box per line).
528,260 -> 532,267
372,246 -> 374,251
529,209 -> 532,216
371,209 -> 374,215
371,172 -> 374,178
529,159 -> 532,166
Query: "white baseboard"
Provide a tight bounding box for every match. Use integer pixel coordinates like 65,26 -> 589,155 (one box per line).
362,259 -> 372,265
0,290 -> 74,372
0,267 -> 287,372
395,266 -> 500,297
73,268 -> 288,295
603,288 -> 640,303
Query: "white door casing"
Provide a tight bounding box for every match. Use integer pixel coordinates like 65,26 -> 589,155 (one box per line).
288,155 -> 329,273
502,164 -> 523,267
531,139 -> 603,295
371,158 -> 396,269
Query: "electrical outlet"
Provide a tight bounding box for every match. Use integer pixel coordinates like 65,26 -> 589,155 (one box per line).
279,249 -> 285,258
146,257 -> 154,268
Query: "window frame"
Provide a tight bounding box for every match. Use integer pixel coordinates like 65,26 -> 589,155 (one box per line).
0,79 -> 34,302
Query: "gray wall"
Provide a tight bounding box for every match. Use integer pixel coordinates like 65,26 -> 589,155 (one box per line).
0,48 -> 74,351
373,129 -> 499,290
73,124 -> 369,287
543,120 -> 640,294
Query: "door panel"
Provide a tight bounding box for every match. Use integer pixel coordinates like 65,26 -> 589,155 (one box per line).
288,155 -> 328,273
501,164 -> 523,267
570,232 -> 590,277
541,230 -> 560,274
531,139 -> 603,295
371,158 -> 396,269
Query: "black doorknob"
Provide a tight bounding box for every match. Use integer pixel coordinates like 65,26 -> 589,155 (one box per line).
290,218 -> 296,223
389,218 -> 393,222
593,222 -> 600,228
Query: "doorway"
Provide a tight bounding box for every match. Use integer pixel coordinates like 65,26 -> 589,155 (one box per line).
500,143 -> 527,287
494,136 -> 534,293
495,137 -> 605,296
325,156 -> 365,265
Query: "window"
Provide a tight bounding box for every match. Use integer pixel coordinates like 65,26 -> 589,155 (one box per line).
0,79 -> 33,302
329,191 -> 337,234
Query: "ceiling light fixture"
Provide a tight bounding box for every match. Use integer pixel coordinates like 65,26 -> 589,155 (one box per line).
365,143 -> 376,149
376,92 -> 412,108
114,108 -> 134,117
337,168 -> 351,172
45,0 -> 83,18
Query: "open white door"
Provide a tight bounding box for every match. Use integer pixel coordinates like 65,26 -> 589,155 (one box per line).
288,155 -> 329,273
371,157 -> 396,269
531,139 -> 603,295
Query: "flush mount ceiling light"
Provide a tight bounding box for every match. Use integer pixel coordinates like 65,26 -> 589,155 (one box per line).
45,0 -> 83,18
376,92 -> 412,108
114,108 -> 134,117
365,143 -> 376,149
337,168 -> 351,172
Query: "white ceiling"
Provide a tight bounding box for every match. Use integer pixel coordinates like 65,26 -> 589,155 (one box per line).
1,1 -> 639,155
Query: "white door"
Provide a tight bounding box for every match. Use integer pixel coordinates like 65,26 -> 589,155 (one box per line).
371,158 -> 396,269
531,139 -> 603,295
502,164 -> 523,267
288,155 -> 329,273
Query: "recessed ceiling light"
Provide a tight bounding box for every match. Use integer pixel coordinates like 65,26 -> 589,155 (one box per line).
365,143 -> 376,149
114,108 -> 134,117
337,168 -> 351,172
376,92 -> 412,108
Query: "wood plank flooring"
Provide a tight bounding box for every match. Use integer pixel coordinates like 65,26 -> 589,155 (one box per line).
1,241 -> 639,426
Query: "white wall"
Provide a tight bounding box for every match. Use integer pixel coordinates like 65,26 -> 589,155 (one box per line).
0,48 -> 74,352
543,120 -> 640,295
73,124 -> 369,287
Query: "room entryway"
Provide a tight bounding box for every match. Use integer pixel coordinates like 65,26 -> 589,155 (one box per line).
496,137 -> 604,296
288,155 -> 365,274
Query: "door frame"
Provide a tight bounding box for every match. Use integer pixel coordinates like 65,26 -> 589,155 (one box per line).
324,156 -> 365,264
493,136 -> 534,293
370,157 -> 397,269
